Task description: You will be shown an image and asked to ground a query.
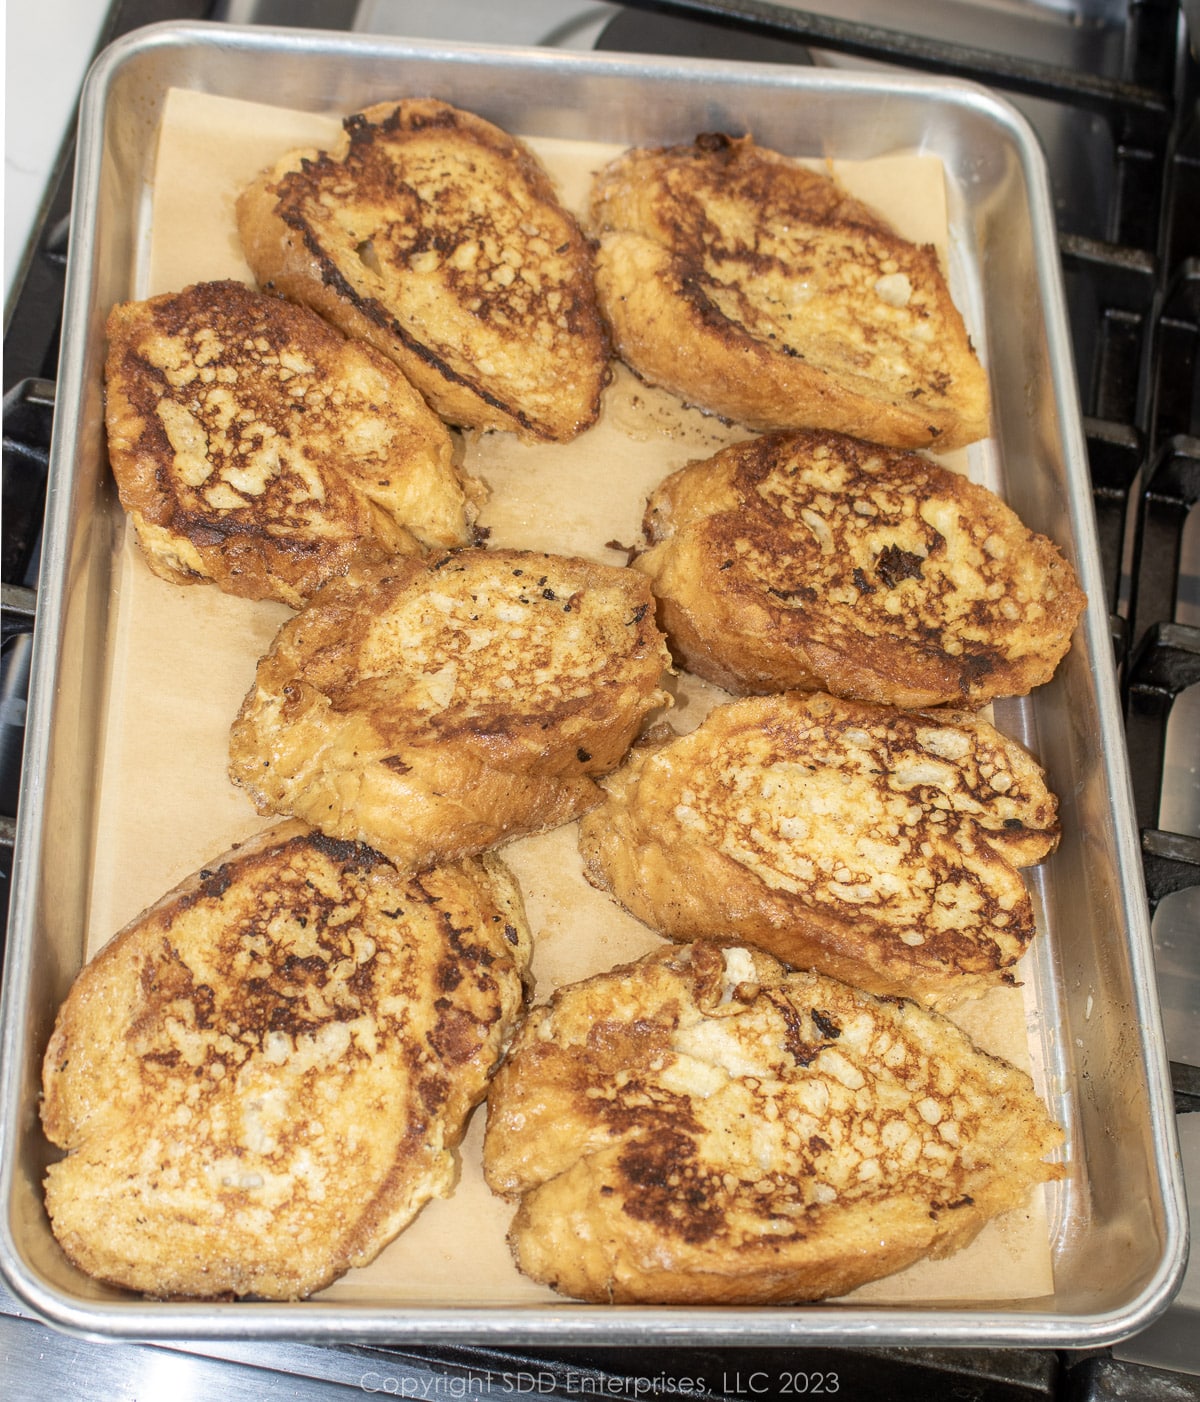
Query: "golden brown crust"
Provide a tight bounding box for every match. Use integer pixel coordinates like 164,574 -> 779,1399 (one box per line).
635,430 -> 1086,707
229,548 -> 672,873
589,133 -> 990,449
103,279 -> 474,608
484,942 -> 1064,1304
41,822 -> 532,1300
236,99 -> 610,442
578,692 -> 1060,1010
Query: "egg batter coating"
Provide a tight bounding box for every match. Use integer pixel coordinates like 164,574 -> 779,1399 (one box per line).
229,548 -> 671,874
579,691 -> 1060,1009
104,279 -> 475,607
588,133 -> 990,449
41,823 -> 532,1300
238,99 -> 609,442
635,429 -> 1085,706
484,942 -> 1063,1304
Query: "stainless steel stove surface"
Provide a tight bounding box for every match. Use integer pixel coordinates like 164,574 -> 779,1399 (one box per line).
3,2 -> 1199,1398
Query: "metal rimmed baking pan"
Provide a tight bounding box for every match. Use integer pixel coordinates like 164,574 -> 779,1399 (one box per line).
0,18 -> 1186,1347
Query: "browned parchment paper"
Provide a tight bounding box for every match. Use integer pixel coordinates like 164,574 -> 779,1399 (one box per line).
85,87 -> 1055,1307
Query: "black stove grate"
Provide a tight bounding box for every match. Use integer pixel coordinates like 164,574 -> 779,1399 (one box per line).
2,3 -> 1199,1397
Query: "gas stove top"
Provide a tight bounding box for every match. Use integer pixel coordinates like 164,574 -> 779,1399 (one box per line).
3,2 -> 1198,1397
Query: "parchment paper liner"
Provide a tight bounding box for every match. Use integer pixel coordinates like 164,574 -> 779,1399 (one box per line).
84,88 -> 1056,1307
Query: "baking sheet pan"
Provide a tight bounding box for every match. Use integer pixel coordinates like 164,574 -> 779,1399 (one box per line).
0,19 -> 1186,1346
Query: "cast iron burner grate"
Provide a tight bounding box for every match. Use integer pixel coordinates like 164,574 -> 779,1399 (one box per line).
2,2 -> 1198,1397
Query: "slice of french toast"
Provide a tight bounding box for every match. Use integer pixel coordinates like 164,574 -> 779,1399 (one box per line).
634,429 -> 1086,707
578,691 -> 1061,1010
483,941 -> 1063,1304
589,133 -> 990,449
237,99 -> 609,442
104,279 -> 476,608
41,822 -> 532,1301
228,548 -> 671,874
